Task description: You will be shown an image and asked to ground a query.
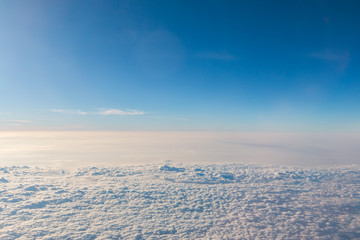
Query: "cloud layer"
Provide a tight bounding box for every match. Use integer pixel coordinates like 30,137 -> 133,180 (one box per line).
0,163 -> 358,239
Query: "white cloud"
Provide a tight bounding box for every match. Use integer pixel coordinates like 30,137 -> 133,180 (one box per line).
98,108 -> 144,115
0,164 -> 358,239
51,109 -> 87,115
51,108 -> 144,116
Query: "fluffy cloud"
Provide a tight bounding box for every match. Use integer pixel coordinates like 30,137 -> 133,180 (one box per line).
0,163 -> 358,239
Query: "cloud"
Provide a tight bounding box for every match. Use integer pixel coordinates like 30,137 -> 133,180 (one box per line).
51,108 -> 144,116
196,52 -> 236,61
310,50 -> 349,62
0,164 -> 358,239
309,50 -> 350,71
220,140 -> 331,155
6,120 -> 33,123
51,109 -> 87,115
135,29 -> 185,77
97,108 -> 144,115
2,120 -> 33,127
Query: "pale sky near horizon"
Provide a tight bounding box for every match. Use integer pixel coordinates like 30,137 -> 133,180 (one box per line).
1,131 -> 359,168
1,0 -> 360,131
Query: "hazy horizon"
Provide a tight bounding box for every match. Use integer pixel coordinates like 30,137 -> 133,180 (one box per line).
1,131 -> 359,168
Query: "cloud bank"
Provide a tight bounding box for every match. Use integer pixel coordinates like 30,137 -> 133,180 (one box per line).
0,163 -> 358,239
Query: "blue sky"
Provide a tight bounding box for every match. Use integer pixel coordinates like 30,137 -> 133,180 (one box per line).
0,0 -> 359,131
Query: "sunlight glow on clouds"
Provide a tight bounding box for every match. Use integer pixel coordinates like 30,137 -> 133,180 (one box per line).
1,131 -> 359,168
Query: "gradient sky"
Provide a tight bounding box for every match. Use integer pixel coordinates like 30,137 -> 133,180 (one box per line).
1,0 -> 359,131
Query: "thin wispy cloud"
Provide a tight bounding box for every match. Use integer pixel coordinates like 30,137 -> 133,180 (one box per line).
51,108 -> 145,116
196,52 -> 236,61
51,109 -> 88,115
309,50 -> 349,62
309,50 -> 350,71
2,120 -> 33,127
97,108 -> 144,115
6,120 -> 33,123
146,116 -> 189,121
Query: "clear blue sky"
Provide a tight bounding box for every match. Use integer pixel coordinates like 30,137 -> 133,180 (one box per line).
1,0 -> 359,131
